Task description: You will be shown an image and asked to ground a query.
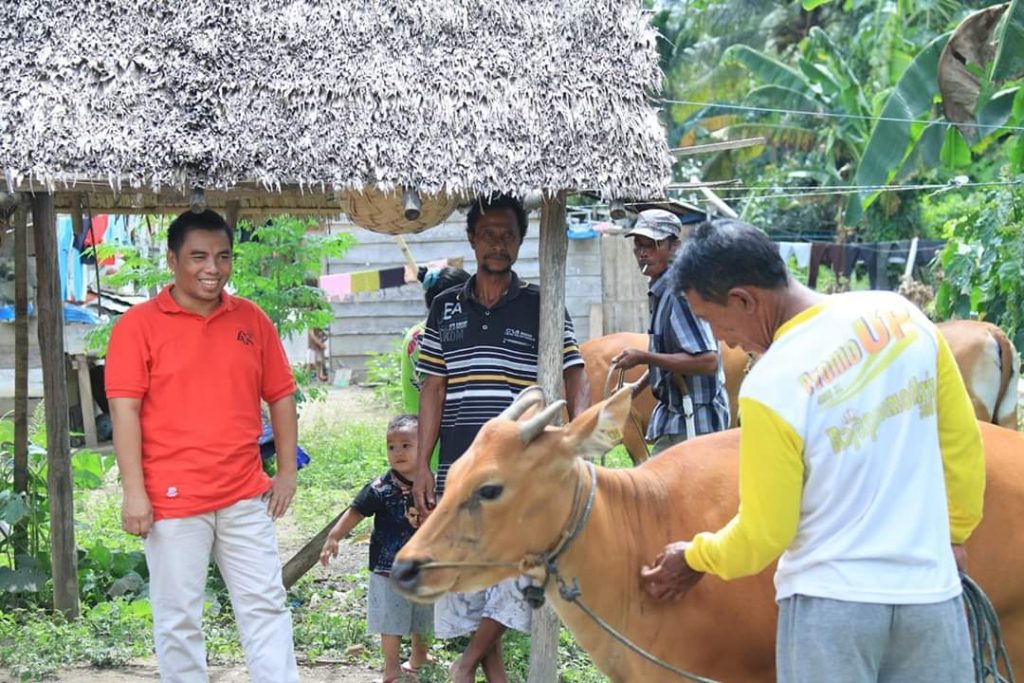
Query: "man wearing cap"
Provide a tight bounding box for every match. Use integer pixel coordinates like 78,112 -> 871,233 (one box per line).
612,209 -> 729,454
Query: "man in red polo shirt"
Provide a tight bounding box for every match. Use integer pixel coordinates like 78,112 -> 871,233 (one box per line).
106,209 -> 299,683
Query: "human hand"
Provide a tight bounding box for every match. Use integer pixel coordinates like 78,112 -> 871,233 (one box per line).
640,541 -> 704,601
611,348 -> 646,370
952,543 -> 968,573
122,490 -> 154,539
320,538 -> 339,566
267,471 -> 297,519
412,467 -> 436,518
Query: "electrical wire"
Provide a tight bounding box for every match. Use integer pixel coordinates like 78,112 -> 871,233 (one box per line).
654,97 -> 1024,133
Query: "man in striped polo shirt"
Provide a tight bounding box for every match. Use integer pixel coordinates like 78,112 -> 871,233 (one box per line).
613,209 -> 729,454
412,194 -> 590,683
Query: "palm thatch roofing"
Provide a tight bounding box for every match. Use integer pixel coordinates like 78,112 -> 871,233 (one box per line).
1,0 -> 672,216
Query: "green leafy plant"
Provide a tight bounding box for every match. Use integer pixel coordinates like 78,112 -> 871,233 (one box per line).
935,183 -> 1024,350
364,339 -> 404,411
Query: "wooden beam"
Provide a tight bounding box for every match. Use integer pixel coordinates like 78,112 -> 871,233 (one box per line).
529,192 -> 568,683
12,196 -> 29,560
31,192 -> 80,619
74,355 -> 98,448
689,176 -> 739,219
281,511 -> 344,589
669,137 -> 766,156
224,199 -> 240,229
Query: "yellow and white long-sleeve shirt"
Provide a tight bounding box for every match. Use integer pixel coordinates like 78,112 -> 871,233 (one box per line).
685,291 -> 985,604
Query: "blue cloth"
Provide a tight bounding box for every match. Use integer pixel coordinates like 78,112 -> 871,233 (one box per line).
646,273 -> 730,440
257,420 -> 311,470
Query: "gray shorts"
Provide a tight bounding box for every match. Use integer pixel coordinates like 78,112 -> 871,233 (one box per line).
367,572 -> 433,636
433,577 -> 532,639
777,594 -> 972,683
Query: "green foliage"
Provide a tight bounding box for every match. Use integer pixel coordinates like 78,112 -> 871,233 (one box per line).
0,600 -> 153,680
231,216 -> 355,338
364,340 -> 404,411
935,184 -> 1024,350
991,0 -> 1024,82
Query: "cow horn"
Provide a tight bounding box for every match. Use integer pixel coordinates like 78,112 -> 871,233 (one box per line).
499,386 -> 546,422
518,400 -> 566,444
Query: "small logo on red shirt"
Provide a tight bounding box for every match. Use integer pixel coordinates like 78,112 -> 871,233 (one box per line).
166,486 -> 178,498
236,330 -> 254,346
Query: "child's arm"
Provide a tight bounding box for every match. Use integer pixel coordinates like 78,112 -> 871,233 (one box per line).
319,507 -> 366,566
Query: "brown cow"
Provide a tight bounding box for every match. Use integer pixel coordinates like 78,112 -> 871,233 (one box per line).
394,387 -> 1024,682
939,320 -> 1021,429
581,333 -> 751,463
584,322 -> 1020,464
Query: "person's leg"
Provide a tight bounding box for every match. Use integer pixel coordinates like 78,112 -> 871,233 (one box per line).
480,633 -> 507,683
776,594 -> 888,683
409,631 -> 431,669
145,512 -> 215,683
212,496 -> 298,683
434,590 -> 485,682
451,617 -> 506,681
879,596 -> 973,683
380,634 -> 403,681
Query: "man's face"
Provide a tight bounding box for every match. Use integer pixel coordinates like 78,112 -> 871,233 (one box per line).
631,235 -> 676,279
686,287 -> 770,354
167,229 -> 233,309
468,209 -> 522,275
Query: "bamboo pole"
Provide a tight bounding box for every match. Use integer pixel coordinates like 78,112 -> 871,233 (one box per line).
32,192 -> 80,619
528,192 -> 569,683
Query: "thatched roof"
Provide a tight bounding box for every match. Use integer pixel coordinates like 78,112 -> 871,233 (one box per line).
1,1 -> 671,212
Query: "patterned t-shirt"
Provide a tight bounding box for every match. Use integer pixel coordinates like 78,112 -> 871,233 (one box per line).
351,470 -> 420,574
415,272 -> 584,492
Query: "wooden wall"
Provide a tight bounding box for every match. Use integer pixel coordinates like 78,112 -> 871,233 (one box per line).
324,211 -> 646,380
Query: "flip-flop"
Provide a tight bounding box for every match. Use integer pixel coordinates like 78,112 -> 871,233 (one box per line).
402,655 -> 436,674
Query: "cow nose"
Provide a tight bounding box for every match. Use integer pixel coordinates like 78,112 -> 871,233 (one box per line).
391,559 -> 423,592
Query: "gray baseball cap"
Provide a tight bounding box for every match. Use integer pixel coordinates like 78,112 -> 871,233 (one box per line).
624,209 -> 682,241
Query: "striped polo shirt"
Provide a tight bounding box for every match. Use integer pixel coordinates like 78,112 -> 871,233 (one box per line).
416,272 -> 584,492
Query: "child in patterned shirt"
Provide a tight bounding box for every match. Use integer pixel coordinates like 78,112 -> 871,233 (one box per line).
320,414 -> 433,682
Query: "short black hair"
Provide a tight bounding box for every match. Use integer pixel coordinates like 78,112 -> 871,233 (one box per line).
388,414 -> 418,433
418,266 -> 471,308
671,218 -> 789,303
466,194 -> 528,241
167,209 -> 234,255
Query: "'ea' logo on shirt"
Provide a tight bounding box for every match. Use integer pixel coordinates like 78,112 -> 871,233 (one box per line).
166,486 -> 178,498
442,301 -> 463,321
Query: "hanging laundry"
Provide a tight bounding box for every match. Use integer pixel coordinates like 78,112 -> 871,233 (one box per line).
776,242 -> 812,268
350,270 -> 380,293
319,273 -> 352,301
807,242 -> 847,289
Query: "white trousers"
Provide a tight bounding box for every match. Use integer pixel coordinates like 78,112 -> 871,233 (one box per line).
144,495 -> 299,683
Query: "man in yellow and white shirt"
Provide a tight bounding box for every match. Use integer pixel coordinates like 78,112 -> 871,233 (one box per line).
640,218 -> 984,683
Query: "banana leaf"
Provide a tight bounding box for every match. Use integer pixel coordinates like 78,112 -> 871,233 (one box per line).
845,32 -> 951,226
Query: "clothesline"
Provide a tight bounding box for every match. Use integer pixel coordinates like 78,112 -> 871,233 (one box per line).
653,97 -> 1024,133
319,259 -> 450,301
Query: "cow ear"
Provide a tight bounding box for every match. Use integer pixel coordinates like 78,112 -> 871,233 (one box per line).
565,385 -> 632,461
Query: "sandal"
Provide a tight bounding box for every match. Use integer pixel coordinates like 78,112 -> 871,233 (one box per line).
402,654 -> 436,674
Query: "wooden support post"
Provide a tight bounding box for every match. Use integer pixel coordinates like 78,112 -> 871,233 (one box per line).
12,196 -> 29,560
281,511 -> 343,589
32,192 -> 80,619
75,355 -> 98,448
529,192 -> 568,683
225,199 -> 240,230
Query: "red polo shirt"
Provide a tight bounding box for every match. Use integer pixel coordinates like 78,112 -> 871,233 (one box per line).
105,286 -> 296,520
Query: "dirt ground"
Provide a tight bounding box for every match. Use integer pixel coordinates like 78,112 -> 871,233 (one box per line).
8,387 -> 412,683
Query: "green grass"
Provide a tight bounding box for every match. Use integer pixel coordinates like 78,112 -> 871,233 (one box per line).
1,408 -> 617,682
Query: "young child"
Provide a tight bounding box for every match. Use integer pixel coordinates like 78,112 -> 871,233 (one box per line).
320,414 -> 433,682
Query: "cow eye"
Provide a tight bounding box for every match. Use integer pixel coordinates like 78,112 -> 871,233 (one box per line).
475,484 -> 504,501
